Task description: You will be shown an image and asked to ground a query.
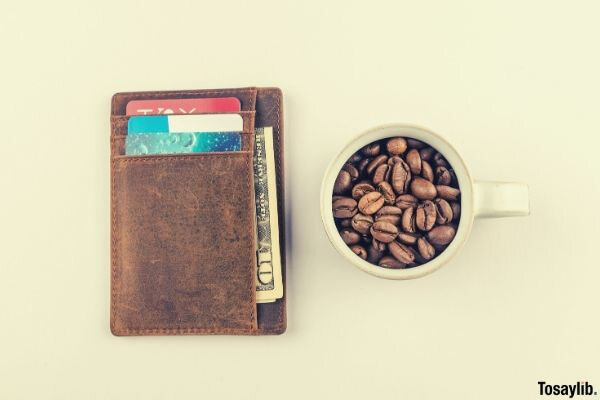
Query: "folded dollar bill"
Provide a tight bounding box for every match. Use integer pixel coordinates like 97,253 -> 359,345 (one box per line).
253,127 -> 283,303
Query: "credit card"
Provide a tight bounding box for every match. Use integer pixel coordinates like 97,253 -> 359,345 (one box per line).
128,114 -> 243,135
125,132 -> 241,155
126,97 -> 241,116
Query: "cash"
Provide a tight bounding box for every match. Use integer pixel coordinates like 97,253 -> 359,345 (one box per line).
253,127 -> 283,303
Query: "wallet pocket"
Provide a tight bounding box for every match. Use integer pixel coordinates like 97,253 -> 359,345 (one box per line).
111,152 -> 257,335
110,111 -> 256,136
111,131 -> 255,155
111,88 -> 257,115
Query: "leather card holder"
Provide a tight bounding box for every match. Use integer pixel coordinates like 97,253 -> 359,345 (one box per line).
110,87 -> 286,336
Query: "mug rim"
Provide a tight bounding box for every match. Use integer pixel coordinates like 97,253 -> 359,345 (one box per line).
320,123 -> 474,279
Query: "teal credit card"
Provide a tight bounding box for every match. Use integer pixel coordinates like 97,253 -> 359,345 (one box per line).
125,132 -> 242,155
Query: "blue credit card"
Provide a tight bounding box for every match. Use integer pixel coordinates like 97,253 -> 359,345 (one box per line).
125,132 -> 241,155
128,114 -> 244,135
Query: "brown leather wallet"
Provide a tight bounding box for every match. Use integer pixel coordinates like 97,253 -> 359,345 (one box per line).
110,87 -> 286,335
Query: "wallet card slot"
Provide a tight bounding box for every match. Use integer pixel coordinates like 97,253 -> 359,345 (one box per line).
111,152 -> 258,335
111,87 -> 257,115
111,131 -> 255,155
110,111 -> 256,136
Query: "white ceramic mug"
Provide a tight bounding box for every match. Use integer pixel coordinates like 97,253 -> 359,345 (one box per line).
320,124 -> 530,279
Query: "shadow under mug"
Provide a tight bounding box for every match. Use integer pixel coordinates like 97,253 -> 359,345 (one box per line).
320,124 -> 530,279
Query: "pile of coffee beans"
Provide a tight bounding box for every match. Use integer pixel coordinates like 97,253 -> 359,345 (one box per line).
332,137 -> 461,268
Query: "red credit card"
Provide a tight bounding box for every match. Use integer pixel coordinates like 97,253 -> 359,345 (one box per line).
125,97 -> 241,116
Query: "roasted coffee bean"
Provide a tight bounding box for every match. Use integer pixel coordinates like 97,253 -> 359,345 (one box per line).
419,147 -> 435,161
421,160 -> 434,182
333,197 -> 358,218
433,152 -> 448,167
375,206 -> 402,225
411,177 -> 437,200
351,213 -> 373,235
406,149 -> 422,175
376,215 -> 400,225
450,201 -> 461,221
350,244 -> 368,260
427,225 -> 456,246
372,164 -> 390,185
376,206 -> 403,218
366,154 -> 388,175
401,206 -> 416,233
342,163 -> 360,181
434,198 -> 453,224
417,237 -> 436,261
389,241 -> 415,264
435,166 -> 452,185
340,229 -> 361,245
358,191 -> 385,215
397,232 -> 419,246
338,218 -> 352,228
357,158 -> 371,176
391,159 -> 411,194
406,138 -> 426,149
408,245 -> 427,265
395,194 -> 418,210
370,221 -> 399,243
367,239 -> 387,264
386,137 -> 407,155
415,200 -> 437,231
436,185 -> 460,201
333,170 -> 352,194
333,137 -> 461,268
378,256 -> 406,269
361,143 -> 381,157
352,182 -> 375,200
377,182 -> 396,205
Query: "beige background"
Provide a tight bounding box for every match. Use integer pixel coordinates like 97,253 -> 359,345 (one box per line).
1,0 -> 599,399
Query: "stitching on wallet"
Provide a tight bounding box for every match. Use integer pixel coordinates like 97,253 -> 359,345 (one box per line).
113,154 -> 248,163
245,151 -> 257,330
111,157 -> 118,330
274,89 -> 284,325
112,132 -> 255,140
119,89 -> 253,98
114,327 -> 259,335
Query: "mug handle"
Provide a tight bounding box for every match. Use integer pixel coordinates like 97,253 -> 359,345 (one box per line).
473,181 -> 530,218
